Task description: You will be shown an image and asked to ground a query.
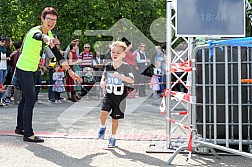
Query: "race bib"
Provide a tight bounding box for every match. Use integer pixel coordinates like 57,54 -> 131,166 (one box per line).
107,72 -> 122,85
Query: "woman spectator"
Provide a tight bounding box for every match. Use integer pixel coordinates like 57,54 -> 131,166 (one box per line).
3,37 -> 13,103
66,42 -> 82,102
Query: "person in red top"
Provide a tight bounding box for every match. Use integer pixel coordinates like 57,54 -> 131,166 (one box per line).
123,39 -> 138,98
66,42 -> 82,102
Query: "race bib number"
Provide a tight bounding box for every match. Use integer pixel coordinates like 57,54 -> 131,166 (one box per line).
107,72 -> 122,85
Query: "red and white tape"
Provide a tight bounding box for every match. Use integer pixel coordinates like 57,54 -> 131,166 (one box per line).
167,89 -> 196,104
169,60 -> 195,73
167,117 -> 193,160
167,118 -> 190,130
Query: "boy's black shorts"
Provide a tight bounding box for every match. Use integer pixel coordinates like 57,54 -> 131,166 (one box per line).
101,96 -> 126,119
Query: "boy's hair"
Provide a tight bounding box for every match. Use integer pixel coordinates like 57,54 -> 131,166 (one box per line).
109,41 -> 127,51
41,7 -> 58,19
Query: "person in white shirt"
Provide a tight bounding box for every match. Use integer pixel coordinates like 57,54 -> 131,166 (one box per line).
136,43 -> 151,97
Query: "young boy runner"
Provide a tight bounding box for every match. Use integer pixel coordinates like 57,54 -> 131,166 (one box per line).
98,41 -> 134,147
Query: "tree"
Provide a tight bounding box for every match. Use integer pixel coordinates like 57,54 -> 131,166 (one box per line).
0,0 -> 166,50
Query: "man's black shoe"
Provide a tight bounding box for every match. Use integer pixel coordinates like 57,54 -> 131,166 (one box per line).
23,136 -> 44,143
15,129 -> 24,135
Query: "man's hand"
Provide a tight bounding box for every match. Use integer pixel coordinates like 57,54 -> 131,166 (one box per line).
43,35 -> 57,48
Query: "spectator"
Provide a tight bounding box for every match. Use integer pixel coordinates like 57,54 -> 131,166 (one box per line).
123,39 -> 137,98
160,44 -> 167,95
79,43 -> 93,96
64,38 -> 79,59
79,43 -> 93,70
44,36 -> 62,102
66,42 -> 82,102
150,60 -> 162,98
136,43 -> 151,97
3,37 -> 13,104
154,45 -> 166,94
10,41 -> 22,104
52,64 -> 65,103
0,35 -> 10,106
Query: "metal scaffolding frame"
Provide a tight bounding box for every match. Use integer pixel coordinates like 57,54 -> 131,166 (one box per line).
165,0 -> 192,149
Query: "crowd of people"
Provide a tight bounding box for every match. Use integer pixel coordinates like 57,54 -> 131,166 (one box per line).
0,36 -> 169,107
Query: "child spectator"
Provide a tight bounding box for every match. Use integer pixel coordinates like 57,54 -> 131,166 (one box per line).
150,60 -> 162,98
84,67 -> 95,83
98,41 -> 134,148
52,65 -> 65,103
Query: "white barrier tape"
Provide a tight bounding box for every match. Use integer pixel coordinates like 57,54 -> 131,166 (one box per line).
4,81 -> 171,87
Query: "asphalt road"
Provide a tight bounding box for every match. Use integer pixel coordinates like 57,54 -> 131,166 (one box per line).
0,92 -> 252,167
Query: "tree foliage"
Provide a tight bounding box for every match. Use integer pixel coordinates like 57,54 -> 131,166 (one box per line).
0,0 -> 251,51
0,0 -> 166,50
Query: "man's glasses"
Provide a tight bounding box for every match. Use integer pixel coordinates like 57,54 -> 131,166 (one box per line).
45,17 -> 57,22
85,47 -> 90,48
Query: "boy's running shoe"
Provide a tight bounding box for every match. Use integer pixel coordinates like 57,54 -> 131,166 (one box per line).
98,127 -> 106,139
108,137 -> 117,148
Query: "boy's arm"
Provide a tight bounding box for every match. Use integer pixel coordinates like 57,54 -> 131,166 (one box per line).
100,74 -> 106,89
113,67 -> 134,84
120,74 -> 134,84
